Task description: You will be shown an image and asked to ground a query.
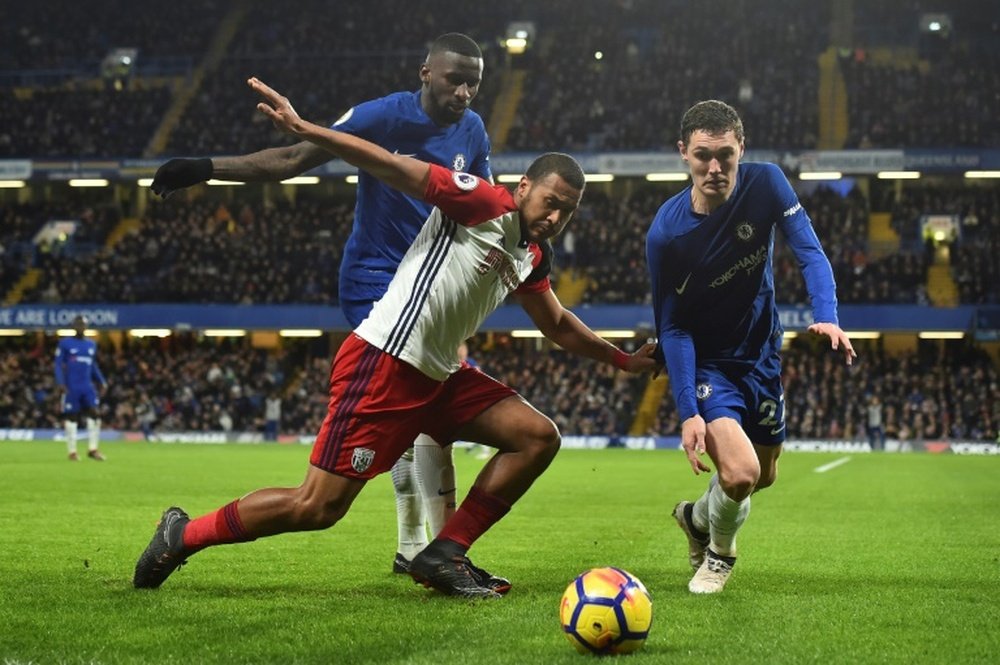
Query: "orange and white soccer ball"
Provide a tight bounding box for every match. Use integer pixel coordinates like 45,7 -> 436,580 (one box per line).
559,567 -> 653,655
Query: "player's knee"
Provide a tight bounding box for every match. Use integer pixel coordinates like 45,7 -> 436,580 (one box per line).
538,422 -> 562,465
720,465 -> 760,501
316,499 -> 351,528
291,493 -> 350,530
307,500 -> 350,530
524,417 -> 561,465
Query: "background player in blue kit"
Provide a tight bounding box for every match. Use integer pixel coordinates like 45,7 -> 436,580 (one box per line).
646,100 -> 856,594
149,33 -> 504,588
54,316 -> 108,461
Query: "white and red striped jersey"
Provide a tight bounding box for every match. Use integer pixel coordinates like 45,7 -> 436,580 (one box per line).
355,164 -> 551,381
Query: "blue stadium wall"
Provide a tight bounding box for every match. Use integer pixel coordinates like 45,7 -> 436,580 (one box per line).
0,303 -> 996,335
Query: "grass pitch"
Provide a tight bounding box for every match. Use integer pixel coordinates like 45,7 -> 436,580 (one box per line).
0,440 -> 997,664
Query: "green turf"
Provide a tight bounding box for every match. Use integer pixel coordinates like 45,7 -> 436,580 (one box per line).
0,440 -> 997,664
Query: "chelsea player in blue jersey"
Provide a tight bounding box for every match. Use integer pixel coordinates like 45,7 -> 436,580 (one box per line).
54,316 -> 108,461
150,33 -> 504,589
646,101 -> 856,594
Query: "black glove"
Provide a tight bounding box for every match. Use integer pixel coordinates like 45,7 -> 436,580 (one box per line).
150,158 -> 214,198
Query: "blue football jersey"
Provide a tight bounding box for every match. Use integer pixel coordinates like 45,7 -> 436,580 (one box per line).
54,337 -> 106,390
333,90 -> 492,324
646,162 -> 838,420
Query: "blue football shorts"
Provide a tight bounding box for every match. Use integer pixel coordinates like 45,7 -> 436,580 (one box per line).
694,348 -> 786,446
63,387 -> 99,415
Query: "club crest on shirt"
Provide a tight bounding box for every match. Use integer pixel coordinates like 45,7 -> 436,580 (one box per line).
736,222 -> 755,241
696,383 -> 713,400
452,153 -> 467,171
453,172 -> 479,191
352,447 -> 375,473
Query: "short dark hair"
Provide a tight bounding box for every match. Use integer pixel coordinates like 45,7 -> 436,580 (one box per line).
680,100 -> 745,145
428,33 -> 482,60
525,152 -> 585,191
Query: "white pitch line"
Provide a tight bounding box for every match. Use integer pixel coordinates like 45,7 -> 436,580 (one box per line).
814,456 -> 852,473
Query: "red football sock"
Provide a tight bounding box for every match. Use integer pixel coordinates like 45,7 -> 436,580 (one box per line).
181,500 -> 254,553
437,485 -> 511,550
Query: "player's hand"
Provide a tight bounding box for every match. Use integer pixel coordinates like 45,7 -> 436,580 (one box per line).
249,77 -> 305,136
807,322 -> 857,366
621,342 -> 660,374
681,414 -> 711,475
150,158 -> 213,198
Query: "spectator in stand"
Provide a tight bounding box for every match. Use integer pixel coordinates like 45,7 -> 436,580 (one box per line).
136,391 -> 158,441
866,395 -> 885,450
264,391 -> 282,441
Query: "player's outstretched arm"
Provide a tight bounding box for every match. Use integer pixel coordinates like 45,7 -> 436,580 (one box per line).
150,143 -> 330,199
249,77 -> 429,200
807,322 -> 856,366
518,290 -> 658,373
150,158 -> 212,198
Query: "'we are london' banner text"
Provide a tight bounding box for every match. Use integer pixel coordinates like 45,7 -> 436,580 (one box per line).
0,304 -> 985,334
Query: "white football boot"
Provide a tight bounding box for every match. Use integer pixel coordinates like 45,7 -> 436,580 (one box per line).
688,549 -> 736,594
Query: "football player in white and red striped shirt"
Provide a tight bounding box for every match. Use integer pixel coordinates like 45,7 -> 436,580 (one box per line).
133,78 -> 658,598
151,34 -> 493,576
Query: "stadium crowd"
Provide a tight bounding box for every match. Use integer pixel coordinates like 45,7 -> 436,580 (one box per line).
0,0 -> 997,445
0,336 -> 285,434
1,336 -> 995,443
0,0 -> 225,71
3,179 -> 998,307
890,183 -> 1000,304
1,1 -> 997,156
0,202 -> 121,299
0,87 -> 171,159
505,0 -> 825,152
0,0 -> 226,158
841,1 -> 1000,149
775,185 -> 931,306
469,337 -> 648,438
22,198 -> 350,304
163,0 -> 510,156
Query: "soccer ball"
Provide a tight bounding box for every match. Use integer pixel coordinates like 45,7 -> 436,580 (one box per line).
559,567 -> 653,655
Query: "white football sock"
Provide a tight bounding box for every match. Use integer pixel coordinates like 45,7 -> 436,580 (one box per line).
708,480 -> 751,557
65,420 -> 78,455
414,435 -> 456,537
691,474 -> 718,533
86,418 -> 100,451
390,448 -> 427,560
